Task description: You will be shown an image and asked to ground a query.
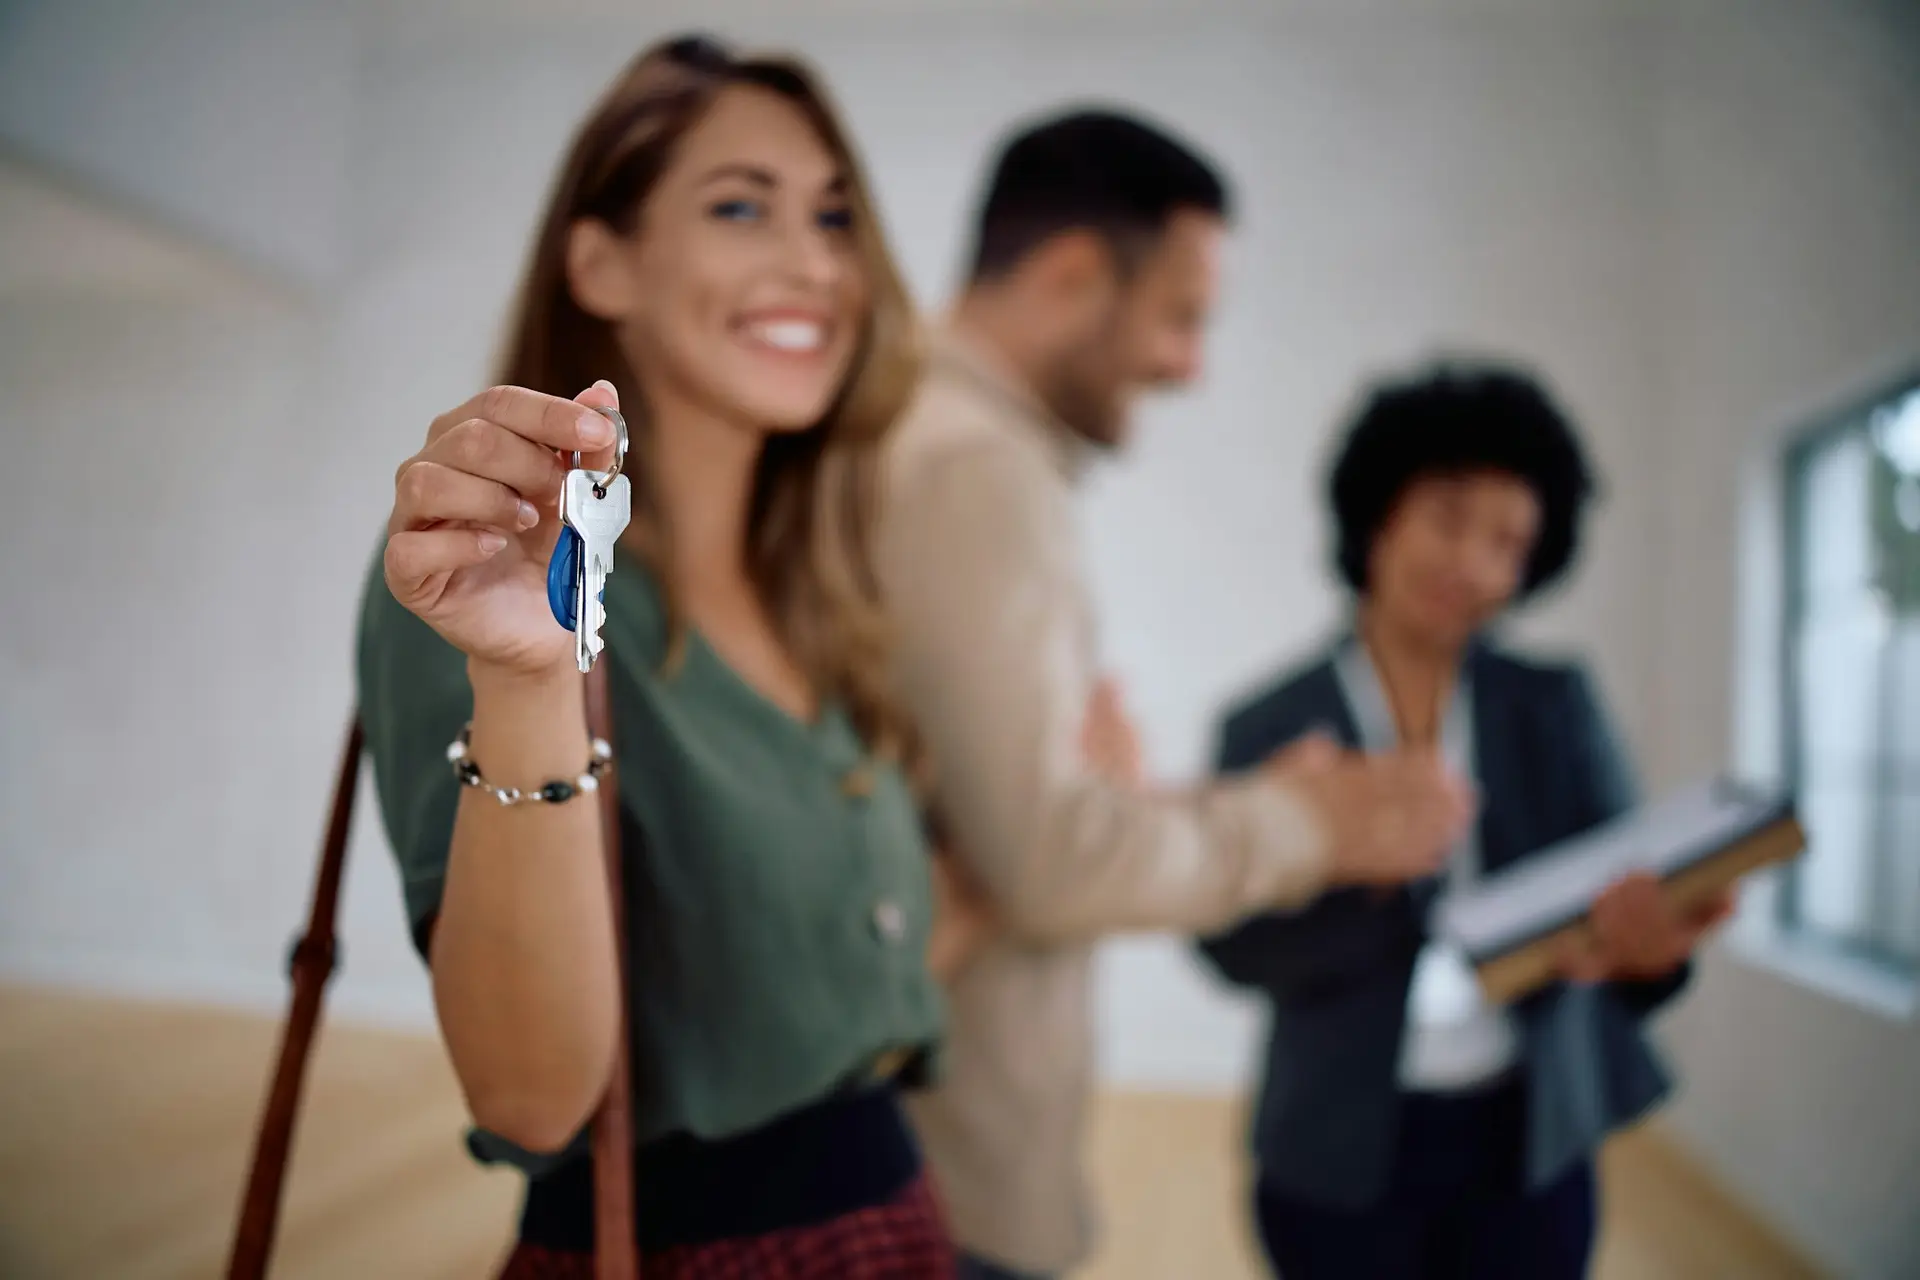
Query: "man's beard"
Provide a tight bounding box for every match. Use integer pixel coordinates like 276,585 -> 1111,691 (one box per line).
1035,319 -> 1127,448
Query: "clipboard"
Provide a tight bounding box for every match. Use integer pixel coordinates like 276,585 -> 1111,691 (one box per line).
1433,778 -> 1807,1004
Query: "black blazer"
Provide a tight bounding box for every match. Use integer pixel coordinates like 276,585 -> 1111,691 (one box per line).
1198,638 -> 1687,1210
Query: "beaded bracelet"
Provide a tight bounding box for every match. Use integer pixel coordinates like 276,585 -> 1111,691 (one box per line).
447,724 -> 613,806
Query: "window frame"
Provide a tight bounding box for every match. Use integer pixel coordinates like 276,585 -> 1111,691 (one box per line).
1776,367 -> 1920,980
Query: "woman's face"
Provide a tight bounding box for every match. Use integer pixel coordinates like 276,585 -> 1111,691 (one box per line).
573,84 -> 870,433
1366,469 -> 1542,650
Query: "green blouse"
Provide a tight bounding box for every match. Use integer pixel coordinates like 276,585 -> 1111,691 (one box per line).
355,548 -> 944,1170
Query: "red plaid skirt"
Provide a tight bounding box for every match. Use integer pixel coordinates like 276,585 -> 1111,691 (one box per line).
496,1173 -> 955,1279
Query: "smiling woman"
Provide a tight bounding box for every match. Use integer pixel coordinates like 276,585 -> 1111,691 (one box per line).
356,33 -> 967,1280
493,35 -> 921,739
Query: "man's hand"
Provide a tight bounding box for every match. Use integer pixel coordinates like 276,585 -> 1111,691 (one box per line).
927,850 -> 996,982
1265,731 -> 1343,777
1266,735 -> 1475,886
1559,873 -> 1735,983
1081,675 -> 1146,788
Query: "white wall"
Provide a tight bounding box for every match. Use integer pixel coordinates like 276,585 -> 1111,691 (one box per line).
1,2 -> 1916,1270
1642,3 -> 1920,1277
0,0 -> 356,287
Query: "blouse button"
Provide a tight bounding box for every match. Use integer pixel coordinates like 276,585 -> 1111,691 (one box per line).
872,899 -> 907,944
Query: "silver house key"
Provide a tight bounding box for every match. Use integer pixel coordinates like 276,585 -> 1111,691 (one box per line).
552,404 -> 631,673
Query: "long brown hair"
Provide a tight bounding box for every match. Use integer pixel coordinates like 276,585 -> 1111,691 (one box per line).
496,35 -> 923,776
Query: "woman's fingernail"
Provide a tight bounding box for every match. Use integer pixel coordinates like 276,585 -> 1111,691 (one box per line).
581,412 -> 614,445
517,501 -> 539,528
594,379 -> 616,395
478,531 -> 508,553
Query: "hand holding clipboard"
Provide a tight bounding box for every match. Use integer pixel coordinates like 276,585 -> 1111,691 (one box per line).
1434,779 -> 1806,1003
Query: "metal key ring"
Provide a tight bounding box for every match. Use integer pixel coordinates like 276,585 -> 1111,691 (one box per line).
571,405 -> 628,494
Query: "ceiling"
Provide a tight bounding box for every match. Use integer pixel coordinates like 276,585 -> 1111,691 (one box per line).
354,0 -> 1647,41
0,149 -> 287,300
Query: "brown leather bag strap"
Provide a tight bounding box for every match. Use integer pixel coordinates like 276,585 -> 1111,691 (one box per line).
227,716 -> 365,1280
228,673 -> 640,1278
585,661 -> 639,1280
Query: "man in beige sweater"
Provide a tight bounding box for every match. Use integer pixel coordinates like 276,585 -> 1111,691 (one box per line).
874,110 -> 1475,1279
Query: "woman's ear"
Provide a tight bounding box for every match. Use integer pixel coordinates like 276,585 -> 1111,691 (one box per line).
565,218 -> 634,321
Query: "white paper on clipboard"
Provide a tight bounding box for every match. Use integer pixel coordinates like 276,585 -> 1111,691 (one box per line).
1433,778 -> 1791,962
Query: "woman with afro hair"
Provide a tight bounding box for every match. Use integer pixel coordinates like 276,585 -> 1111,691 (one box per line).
1197,360 -> 1732,1280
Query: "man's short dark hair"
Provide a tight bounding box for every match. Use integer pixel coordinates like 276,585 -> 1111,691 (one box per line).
1327,361 -> 1598,600
966,108 -> 1232,282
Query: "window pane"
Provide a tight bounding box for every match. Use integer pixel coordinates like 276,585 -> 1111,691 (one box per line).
1792,611 -> 1882,941
1869,393 -> 1920,962
1801,431 -> 1874,606
1869,614 -> 1920,963
1784,379 -> 1920,972
1791,430 -> 1880,945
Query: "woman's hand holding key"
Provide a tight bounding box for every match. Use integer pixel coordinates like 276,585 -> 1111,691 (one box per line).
385,381 -> 622,677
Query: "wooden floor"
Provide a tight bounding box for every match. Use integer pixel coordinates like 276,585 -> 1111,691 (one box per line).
0,984 -> 1824,1279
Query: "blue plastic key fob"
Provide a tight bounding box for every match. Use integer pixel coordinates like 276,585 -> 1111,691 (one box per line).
547,525 -> 581,631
